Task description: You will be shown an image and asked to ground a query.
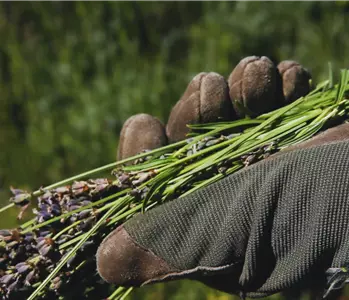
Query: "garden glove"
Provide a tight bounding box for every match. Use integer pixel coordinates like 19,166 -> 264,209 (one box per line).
97,122 -> 349,299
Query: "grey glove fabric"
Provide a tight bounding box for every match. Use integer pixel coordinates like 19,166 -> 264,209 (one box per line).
97,136 -> 349,299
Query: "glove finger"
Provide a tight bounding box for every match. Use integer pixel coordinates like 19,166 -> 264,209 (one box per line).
166,72 -> 235,143
96,224 -> 179,287
166,90 -> 201,144
117,113 -> 167,161
200,72 -> 236,122
277,60 -> 312,104
228,56 -> 282,117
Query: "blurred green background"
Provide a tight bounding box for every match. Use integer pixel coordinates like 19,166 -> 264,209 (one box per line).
1,2 -> 349,299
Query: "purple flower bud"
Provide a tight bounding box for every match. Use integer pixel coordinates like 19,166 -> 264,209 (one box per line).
7,240 -> 19,249
36,237 -> 46,249
39,231 -> 51,237
50,276 -> 62,291
72,182 -> 89,196
40,191 -> 52,200
46,197 -> 56,206
0,274 -> 15,285
16,263 -> 30,274
0,229 -> 12,237
56,237 -> 68,245
46,264 -> 55,273
205,138 -> 223,147
8,249 -> 17,260
93,178 -> 110,185
16,244 -> 26,255
38,203 -> 49,211
61,234 -> 74,240
15,262 -> 27,269
54,186 -> 70,194
131,172 -> 151,186
72,181 -> 88,189
67,198 -> 81,206
130,188 -> 141,197
227,133 -> 240,140
7,278 -> 20,293
24,234 -> 33,243
78,209 -> 92,220
80,200 -> 92,207
68,228 -> 75,235
51,276 -> 61,284
49,204 -> 61,215
81,240 -> 94,252
79,217 -> 95,232
91,185 -> 108,194
118,174 -> 130,184
24,270 -> 36,286
69,205 -> 81,212
9,190 -> 31,206
66,254 -> 76,269
39,244 -> 52,257
0,257 -> 8,267
57,233 -> 74,245
196,141 -> 206,151
90,178 -> 110,193
70,215 -> 78,223
36,211 -> 51,223
10,187 -> 26,196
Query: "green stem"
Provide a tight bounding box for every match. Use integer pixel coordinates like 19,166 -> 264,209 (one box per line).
172,103 -> 316,183
52,220 -> 82,241
119,287 -> 133,300
10,140 -> 187,209
107,203 -> 142,226
172,119 -> 258,157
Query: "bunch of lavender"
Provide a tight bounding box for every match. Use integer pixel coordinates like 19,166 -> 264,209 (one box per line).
0,70 -> 349,300
0,179 -> 122,299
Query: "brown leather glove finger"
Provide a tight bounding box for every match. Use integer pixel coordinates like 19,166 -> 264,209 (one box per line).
228,56 -> 282,117
117,113 -> 167,161
166,72 -> 235,143
277,60 -> 312,104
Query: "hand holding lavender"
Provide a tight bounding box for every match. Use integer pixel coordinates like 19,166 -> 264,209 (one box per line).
1,59 -> 347,300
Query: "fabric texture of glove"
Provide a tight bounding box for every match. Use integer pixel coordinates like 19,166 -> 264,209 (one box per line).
97,139 -> 349,298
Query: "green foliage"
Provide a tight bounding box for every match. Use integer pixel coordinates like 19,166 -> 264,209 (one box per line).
1,2 -> 349,299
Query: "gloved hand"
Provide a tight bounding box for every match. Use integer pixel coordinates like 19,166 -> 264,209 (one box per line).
98,56 -> 330,299
98,124 -> 349,299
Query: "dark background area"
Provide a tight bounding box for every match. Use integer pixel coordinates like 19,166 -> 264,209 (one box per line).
1,2 -> 349,299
